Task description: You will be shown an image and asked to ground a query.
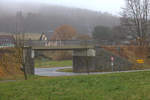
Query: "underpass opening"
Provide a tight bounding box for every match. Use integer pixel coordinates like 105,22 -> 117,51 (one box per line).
34,50 -> 73,68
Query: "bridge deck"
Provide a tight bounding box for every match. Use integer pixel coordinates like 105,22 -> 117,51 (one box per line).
32,45 -> 94,50
23,40 -> 95,50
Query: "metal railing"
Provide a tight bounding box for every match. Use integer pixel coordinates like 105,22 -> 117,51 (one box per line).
23,40 -> 96,48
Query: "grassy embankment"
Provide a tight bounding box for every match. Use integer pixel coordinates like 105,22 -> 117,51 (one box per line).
103,46 -> 150,69
0,71 -> 150,100
0,48 -> 24,80
35,59 -> 72,68
57,68 -> 73,72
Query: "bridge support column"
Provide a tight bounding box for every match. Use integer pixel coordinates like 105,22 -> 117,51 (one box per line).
23,47 -> 34,75
72,49 -> 96,73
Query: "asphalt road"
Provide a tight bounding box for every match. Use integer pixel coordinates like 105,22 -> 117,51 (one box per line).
35,67 -> 150,77
35,67 -> 80,76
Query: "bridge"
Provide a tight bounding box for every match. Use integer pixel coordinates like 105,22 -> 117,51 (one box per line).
22,40 -> 97,75
21,40 -> 133,75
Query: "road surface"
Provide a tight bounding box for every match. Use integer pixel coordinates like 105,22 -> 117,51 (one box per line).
35,67 -> 79,76
35,67 -> 150,77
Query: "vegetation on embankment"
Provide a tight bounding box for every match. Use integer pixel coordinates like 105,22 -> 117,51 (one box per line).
103,46 -> 150,69
35,59 -> 72,68
0,48 -> 23,80
0,71 -> 150,100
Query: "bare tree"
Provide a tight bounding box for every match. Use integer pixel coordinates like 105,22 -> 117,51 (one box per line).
15,11 -> 25,47
15,11 -> 27,80
51,24 -> 77,41
121,0 -> 150,45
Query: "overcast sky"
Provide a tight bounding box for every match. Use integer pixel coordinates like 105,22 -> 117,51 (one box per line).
2,0 -> 125,14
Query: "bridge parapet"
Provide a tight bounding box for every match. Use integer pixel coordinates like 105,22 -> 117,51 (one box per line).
23,40 -> 96,50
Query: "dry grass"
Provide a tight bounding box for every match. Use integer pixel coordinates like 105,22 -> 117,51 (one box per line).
0,48 -> 23,80
102,45 -> 150,69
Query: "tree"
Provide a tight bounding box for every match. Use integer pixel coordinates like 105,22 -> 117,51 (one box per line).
15,11 -> 25,47
92,26 -> 112,40
76,34 -> 92,40
121,0 -> 150,45
51,24 -> 77,40
112,26 -> 128,40
51,25 -> 77,60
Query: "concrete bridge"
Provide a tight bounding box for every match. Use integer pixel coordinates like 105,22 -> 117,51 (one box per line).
22,40 -> 132,75
22,40 -> 97,75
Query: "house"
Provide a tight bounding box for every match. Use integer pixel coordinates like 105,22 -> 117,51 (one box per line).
39,32 -> 58,46
39,32 -> 48,41
0,35 -> 15,48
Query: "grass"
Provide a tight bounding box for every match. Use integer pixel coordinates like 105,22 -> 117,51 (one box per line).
57,68 -> 73,72
0,74 -> 24,81
0,75 -> 40,81
35,60 -> 72,68
1,71 -> 150,100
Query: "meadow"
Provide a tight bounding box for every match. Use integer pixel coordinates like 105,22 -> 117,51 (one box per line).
0,71 -> 150,100
35,59 -> 72,68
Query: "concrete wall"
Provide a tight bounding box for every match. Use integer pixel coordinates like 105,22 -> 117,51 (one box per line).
73,47 -> 133,73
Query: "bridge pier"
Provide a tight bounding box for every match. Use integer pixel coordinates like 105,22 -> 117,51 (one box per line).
72,48 -> 96,73
23,47 -> 34,75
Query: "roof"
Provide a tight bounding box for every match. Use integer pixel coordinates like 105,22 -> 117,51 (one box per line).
0,35 -> 15,45
40,32 -> 54,40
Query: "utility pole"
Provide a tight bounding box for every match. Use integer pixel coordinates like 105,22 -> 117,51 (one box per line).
16,11 -> 27,80
86,41 -> 90,75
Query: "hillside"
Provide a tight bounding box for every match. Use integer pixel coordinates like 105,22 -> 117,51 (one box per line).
0,2 -> 120,34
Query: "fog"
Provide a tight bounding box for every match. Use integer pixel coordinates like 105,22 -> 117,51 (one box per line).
0,1 -> 120,34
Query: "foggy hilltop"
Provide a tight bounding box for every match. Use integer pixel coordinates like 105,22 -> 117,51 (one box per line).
0,1 -> 120,34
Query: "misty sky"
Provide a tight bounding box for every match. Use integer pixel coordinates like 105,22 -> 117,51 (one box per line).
2,0 -> 125,14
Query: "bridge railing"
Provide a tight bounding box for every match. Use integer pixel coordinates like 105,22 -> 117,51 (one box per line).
23,40 -> 96,48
